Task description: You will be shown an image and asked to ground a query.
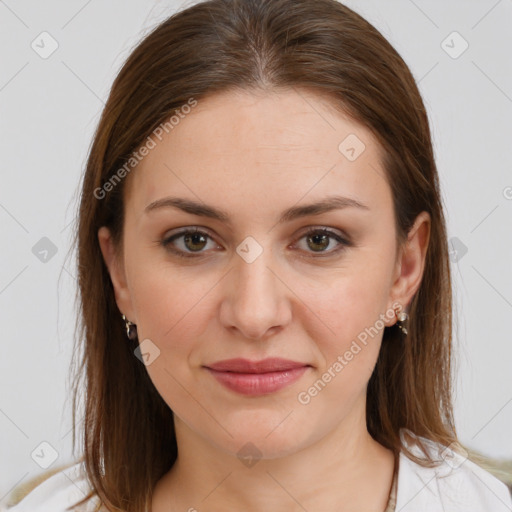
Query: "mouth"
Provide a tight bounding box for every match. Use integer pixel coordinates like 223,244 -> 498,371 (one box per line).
203,358 -> 311,396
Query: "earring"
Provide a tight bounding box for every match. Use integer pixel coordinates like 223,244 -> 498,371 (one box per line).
121,314 -> 138,341
394,305 -> 409,336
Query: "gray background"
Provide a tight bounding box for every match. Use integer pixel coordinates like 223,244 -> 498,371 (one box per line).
1,0 -> 511,503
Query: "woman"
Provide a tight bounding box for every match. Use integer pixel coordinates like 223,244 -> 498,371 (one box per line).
6,0 -> 511,511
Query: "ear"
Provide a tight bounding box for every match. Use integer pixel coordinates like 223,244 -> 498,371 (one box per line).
386,211 -> 431,321
98,226 -> 135,322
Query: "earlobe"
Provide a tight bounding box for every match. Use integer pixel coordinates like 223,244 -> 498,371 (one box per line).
387,211 -> 431,317
97,226 -> 135,321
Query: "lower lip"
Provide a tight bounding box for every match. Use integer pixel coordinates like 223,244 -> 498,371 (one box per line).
205,366 -> 309,396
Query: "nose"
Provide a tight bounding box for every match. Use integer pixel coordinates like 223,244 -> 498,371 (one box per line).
219,242 -> 292,341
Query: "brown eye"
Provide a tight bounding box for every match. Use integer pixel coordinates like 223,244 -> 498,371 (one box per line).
183,232 -> 208,252
161,228 -> 218,258
295,228 -> 350,256
307,232 -> 330,252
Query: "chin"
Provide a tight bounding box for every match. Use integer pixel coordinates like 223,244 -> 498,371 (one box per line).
204,411 -> 316,462
217,432 -> 307,463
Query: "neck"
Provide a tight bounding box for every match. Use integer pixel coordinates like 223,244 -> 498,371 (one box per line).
152,408 -> 396,511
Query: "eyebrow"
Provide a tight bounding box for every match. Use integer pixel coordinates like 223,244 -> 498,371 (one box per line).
144,195 -> 370,224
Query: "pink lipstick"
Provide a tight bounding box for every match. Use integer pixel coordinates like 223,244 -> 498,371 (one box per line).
204,358 -> 310,396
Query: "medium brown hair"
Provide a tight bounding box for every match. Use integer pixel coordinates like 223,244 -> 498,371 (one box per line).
70,0 -> 463,510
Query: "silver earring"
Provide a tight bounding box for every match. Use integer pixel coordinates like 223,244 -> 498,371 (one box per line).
122,314 -> 138,340
394,306 -> 409,336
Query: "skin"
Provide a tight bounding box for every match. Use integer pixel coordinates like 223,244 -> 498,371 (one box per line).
98,88 -> 430,512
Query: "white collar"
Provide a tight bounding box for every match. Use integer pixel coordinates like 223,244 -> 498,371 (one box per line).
396,428 -> 512,511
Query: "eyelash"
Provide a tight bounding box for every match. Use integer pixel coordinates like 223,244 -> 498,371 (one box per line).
160,227 -> 351,259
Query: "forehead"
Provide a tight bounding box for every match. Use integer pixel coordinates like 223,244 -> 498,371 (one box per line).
125,88 -> 391,216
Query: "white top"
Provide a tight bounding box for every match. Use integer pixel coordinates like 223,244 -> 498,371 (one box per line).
3,429 -> 512,512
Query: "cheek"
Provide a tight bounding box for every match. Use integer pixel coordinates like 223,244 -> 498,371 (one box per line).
127,255 -> 215,343
306,256 -> 393,377
303,288 -> 384,416
313,267 -> 390,339
126,265 -> 214,413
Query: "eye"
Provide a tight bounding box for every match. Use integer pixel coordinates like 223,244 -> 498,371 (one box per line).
160,226 -> 351,259
293,228 -> 350,256
161,227 -> 220,258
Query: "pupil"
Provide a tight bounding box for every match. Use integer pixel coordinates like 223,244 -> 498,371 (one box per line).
309,233 -> 328,251
185,233 -> 206,251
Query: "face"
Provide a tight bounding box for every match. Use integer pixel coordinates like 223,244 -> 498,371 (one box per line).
99,88 -> 429,459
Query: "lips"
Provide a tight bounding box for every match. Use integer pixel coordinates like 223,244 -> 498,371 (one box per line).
204,358 -> 310,395
206,357 -> 308,373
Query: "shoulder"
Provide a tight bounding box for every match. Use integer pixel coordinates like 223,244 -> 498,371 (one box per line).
396,428 -> 512,512
2,461 -> 102,512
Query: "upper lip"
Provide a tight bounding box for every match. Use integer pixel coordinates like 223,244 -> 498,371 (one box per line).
205,358 -> 309,373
